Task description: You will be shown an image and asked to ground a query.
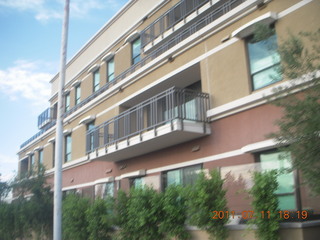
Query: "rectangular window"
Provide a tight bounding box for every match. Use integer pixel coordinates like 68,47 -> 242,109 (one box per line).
75,84 -> 81,105
132,37 -> 141,65
130,177 -> 144,189
163,164 -> 201,189
87,122 -> 95,152
104,182 -> 114,198
247,33 -> 281,90
259,150 -> 296,210
93,69 -> 100,92
65,92 -> 70,112
65,134 -> 72,162
30,154 -> 35,171
107,58 -> 115,82
52,141 -> 55,167
38,149 -> 43,166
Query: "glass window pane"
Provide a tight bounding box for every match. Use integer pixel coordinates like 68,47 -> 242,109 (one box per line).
132,177 -> 144,188
75,85 -> 81,105
252,65 -> 281,90
132,38 -> 141,64
93,70 -> 100,92
278,195 -> 296,210
39,150 -> 43,165
260,151 -> 295,210
107,58 -> 115,82
247,34 -> 281,90
65,93 -> 70,111
104,182 -> 114,198
167,169 -> 182,186
183,164 -> 201,186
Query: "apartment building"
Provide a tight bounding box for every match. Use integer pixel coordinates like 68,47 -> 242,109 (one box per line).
18,0 -> 320,239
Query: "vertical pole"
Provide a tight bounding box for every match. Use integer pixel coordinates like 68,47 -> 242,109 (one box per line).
54,1 -> 69,239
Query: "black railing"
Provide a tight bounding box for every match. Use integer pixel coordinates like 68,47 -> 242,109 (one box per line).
38,106 -> 57,129
21,0 -> 246,149
85,87 -> 210,154
64,0 -> 246,120
141,0 -> 210,48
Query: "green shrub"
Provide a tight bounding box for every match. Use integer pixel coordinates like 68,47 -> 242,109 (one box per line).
117,187 -> 163,240
86,197 -> 114,240
249,170 -> 280,240
160,185 -> 190,240
62,194 -> 90,240
187,169 -> 229,240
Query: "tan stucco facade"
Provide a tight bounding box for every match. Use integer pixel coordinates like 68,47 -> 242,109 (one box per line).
18,0 -> 320,238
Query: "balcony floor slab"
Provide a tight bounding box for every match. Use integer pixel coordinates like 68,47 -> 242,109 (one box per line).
89,119 -> 211,162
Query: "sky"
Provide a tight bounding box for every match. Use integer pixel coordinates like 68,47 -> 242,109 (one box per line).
0,0 -> 128,182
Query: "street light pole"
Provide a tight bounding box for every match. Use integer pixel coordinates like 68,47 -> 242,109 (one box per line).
54,0 -> 69,239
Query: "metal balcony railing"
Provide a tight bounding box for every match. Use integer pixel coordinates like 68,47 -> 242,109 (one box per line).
38,106 -> 57,129
85,87 -> 210,154
141,0 -> 210,48
21,0 -> 247,149
64,0 -> 247,119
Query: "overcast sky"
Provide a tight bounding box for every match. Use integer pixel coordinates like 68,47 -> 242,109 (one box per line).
0,0 -> 128,182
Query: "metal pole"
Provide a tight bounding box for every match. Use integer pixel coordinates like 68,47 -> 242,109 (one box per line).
54,0 -> 69,239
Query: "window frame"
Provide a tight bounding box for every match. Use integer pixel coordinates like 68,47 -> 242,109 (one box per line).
103,182 -> 115,198
75,84 -> 81,105
131,37 -> 141,65
246,30 -> 281,91
107,57 -> 115,82
65,92 -> 70,112
256,150 -> 296,210
64,134 -> 72,162
38,149 -> 43,166
93,69 -> 100,92
162,164 -> 202,190
130,177 -> 145,189
86,121 -> 95,152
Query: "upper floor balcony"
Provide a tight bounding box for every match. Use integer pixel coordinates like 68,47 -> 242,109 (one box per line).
86,87 -> 211,162
37,105 -> 57,129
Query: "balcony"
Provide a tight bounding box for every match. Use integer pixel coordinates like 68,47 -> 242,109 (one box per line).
38,106 -> 57,129
86,87 -> 211,162
63,0 -> 250,119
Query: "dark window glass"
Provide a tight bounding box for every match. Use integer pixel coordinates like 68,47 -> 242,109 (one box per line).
75,84 -> 81,105
247,33 -> 281,90
93,69 -> 100,92
107,58 -> 115,82
65,134 -> 72,162
132,38 -> 141,65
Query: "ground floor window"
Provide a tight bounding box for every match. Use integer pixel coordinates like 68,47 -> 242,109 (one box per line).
162,164 -> 202,189
104,182 -> 114,198
259,150 -> 296,210
130,177 -> 145,189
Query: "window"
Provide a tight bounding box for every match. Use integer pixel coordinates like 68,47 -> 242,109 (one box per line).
107,57 -> 115,82
65,134 -> 72,162
87,121 -> 95,152
104,182 -> 114,198
52,141 -> 55,167
29,154 -> 35,172
247,32 -> 281,90
163,164 -> 201,189
30,154 -> 35,171
130,177 -> 144,189
93,69 -> 100,92
65,92 -> 70,112
259,150 -> 295,210
75,84 -> 81,105
131,37 -> 141,65
38,149 -> 43,166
